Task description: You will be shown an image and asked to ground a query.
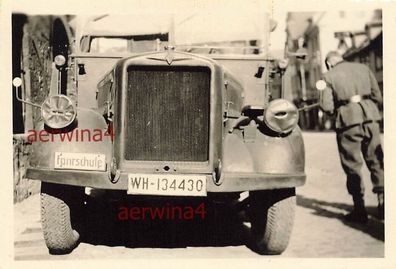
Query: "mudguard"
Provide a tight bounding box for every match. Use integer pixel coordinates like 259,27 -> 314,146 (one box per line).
223,126 -> 305,174
29,108 -> 112,170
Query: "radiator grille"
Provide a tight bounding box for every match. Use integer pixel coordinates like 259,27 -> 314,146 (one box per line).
125,65 -> 210,161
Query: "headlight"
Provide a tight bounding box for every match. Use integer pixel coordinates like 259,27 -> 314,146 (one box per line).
264,99 -> 299,134
41,95 -> 76,129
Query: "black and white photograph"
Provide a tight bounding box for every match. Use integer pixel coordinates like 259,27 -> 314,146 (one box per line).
2,0 -> 396,267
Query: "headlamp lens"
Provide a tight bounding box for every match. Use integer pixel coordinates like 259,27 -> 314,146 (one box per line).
41,95 -> 76,129
264,99 -> 299,134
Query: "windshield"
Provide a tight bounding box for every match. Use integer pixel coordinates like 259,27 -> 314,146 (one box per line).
83,34 -> 169,54
76,2 -> 270,55
174,5 -> 269,55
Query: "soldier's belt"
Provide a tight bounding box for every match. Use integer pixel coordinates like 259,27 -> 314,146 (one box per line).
350,95 -> 362,103
336,95 -> 371,107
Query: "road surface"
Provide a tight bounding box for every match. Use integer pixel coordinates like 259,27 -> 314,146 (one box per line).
14,132 -> 384,259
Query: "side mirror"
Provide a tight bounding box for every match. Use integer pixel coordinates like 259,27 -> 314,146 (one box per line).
54,54 -> 66,69
13,77 -> 41,108
12,77 -> 22,87
315,80 -> 327,91
278,59 -> 289,70
297,80 -> 327,112
54,54 -> 67,94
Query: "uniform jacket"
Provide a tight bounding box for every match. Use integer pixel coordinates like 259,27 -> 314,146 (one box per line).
320,61 -> 383,130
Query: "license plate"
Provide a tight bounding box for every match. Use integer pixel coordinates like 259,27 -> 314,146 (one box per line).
127,174 -> 207,196
54,152 -> 106,171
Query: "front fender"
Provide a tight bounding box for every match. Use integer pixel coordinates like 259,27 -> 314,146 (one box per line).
223,126 -> 305,174
218,126 -> 305,190
29,108 -> 112,169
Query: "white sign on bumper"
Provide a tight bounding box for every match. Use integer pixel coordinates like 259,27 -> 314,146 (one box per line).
54,152 -> 106,171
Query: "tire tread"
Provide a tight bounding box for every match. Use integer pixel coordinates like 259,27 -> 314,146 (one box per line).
250,188 -> 296,255
41,183 -> 80,254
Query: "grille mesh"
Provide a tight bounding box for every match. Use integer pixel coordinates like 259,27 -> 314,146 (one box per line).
125,65 -> 210,161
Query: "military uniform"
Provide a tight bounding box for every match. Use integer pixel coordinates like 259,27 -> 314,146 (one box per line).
320,61 -> 384,204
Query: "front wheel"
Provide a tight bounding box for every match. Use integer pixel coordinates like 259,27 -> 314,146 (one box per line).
249,188 -> 296,255
41,182 -> 84,254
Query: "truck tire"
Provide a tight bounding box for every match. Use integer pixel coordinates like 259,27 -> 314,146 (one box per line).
249,188 -> 296,255
41,182 -> 83,254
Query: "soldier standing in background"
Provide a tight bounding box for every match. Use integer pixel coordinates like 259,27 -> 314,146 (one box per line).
320,51 -> 384,223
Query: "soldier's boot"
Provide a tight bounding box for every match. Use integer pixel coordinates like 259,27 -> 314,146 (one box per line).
345,195 -> 368,224
377,192 -> 384,220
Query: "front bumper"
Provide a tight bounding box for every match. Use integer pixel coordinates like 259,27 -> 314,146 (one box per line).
26,168 -> 306,192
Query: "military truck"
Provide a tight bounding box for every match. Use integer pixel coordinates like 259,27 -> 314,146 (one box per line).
14,4 -> 307,255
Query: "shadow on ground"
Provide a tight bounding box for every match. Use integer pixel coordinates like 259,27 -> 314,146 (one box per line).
76,195 -> 251,249
297,195 -> 384,241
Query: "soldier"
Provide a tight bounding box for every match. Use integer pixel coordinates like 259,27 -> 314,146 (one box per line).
320,51 -> 384,223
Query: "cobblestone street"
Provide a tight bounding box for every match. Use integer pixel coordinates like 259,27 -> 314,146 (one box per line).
283,132 -> 384,257
14,132 -> 384,259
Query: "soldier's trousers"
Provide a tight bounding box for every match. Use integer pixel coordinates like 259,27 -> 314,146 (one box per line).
336,121 -> 384,197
